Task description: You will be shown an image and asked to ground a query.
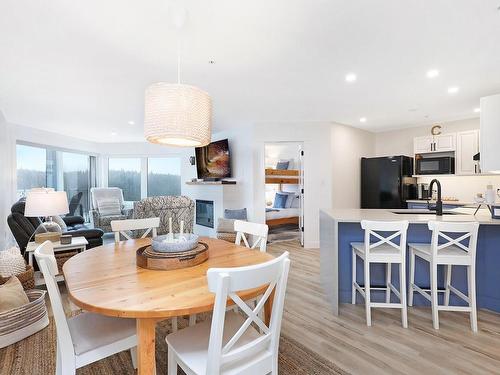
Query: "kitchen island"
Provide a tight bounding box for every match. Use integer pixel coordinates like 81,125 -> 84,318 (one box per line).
320,208 -> 500,315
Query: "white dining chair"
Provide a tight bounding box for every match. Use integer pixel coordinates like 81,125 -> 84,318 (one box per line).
34,241 -> 137,375
111,217 -> 160,243
165,252 -> 290,375
234,220 -> 269,252
111,217 -> 180,332
351,220 -> 409,328
408,221 -> 479,332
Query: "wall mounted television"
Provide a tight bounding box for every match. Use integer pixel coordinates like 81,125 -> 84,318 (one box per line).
195,139 -> 231,180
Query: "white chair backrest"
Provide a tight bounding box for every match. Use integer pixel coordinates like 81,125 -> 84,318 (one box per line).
34,241 -> 74,362
90,187 -> 124,211
234,220 -> 269,252
205,252 -> 290,373
360,220 -> 409,257
111,217 -> 160,243
428,221 -> 479,257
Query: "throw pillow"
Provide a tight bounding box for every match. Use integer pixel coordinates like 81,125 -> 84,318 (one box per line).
224,208 -> 248,220
273,192 -> 288,209
97,198 -> 122,216
0,276 -> 29,313
52,215 -> 68,232
217,218 -> 236,233
276,160 -> 289,170
0,247 -> 26,278
290,194 -> 300,208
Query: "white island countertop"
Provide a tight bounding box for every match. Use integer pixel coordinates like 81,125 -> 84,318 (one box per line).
320,207 -> 500,225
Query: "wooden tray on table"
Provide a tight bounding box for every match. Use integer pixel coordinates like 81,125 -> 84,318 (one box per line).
136,242 -> 208,271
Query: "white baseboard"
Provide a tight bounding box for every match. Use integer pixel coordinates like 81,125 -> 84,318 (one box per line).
304,240 -> 319,249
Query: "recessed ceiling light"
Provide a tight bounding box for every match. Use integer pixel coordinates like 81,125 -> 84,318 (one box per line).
128,120 -> 135,125
426,69 -> 439,78
345,73 -> 357,83
474,107 -> 481,113
359,117 -> 367,123
111,131 -> 118,136
447,86 -> 459,94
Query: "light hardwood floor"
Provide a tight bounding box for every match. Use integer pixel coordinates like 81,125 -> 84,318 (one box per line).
268,240 -> 500,375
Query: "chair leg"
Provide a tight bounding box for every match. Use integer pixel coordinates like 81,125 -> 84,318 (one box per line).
399,262 -> 408,328
364,259 -> 372,326
385,262 -> 392,303
408,250 -> 415,307
189,314 -> 197,326
171,317 -> 178,333
444,264 -> 452,306
168,347 -> 177,375
430,262 -> 439,330
468,265 -> 478,333
351,249 -> 357,304
130,346 -> 137,369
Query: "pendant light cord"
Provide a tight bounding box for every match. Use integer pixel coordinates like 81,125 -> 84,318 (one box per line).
177,37 -> 181,84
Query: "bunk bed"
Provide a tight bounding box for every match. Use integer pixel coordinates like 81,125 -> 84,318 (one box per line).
265,168 -> 300,228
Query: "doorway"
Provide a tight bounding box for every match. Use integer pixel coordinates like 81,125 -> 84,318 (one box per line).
264,142 -> 304,246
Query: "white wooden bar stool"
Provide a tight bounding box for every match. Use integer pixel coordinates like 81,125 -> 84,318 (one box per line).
408,221 -> 479,332
351,220 -> 409,327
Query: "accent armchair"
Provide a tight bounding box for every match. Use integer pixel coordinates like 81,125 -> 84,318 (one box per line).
89,188 -> 133,233
133,196 -> 194,235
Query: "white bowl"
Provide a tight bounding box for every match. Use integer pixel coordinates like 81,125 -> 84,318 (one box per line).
151,234 -> 199,253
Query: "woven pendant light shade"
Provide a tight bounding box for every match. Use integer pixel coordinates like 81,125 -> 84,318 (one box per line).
144,82 -> 212,147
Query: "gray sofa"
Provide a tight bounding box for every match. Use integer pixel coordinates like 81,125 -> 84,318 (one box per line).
90,187 -> 133,233
134,196 -> 194,235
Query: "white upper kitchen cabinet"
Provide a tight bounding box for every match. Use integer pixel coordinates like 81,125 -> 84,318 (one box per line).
414,136 -> 433,153
413,133 -> 456,154
456,130 -> 479,175
480,94 -> 500,173
434,133 -> 456,152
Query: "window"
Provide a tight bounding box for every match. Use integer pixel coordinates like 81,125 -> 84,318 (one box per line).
16,143 -> 95,222
63,152 -> 90,219
16,144 -> 47,197
147,157 -> 181,197
108,158 -> 142,202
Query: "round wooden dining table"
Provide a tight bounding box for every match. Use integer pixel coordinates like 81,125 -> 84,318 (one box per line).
63,237 -> 275,375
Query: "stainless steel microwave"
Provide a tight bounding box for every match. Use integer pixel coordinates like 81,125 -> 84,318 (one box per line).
415,156 -> 455,175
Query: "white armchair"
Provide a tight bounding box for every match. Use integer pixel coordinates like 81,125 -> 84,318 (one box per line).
90,188 -> 133,233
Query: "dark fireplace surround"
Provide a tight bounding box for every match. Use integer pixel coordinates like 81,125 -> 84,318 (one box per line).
196,200 -> 214,228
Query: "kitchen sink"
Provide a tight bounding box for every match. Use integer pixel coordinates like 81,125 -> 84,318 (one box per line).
390,210 -> 463,215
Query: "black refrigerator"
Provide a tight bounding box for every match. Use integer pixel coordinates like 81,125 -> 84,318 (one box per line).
361,156 -> 417,209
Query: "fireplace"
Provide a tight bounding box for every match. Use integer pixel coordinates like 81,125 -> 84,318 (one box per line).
196,200 -> 214,228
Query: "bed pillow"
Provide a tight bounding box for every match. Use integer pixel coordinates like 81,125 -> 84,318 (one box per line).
0,277 -> 29,313
275,160 -> 289,170
273,192 -> 288,209
224,208 -> 248,220
290,194 -> 300,208
285,192 -> 298,208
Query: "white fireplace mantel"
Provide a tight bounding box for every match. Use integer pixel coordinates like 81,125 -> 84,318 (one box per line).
183,183 -> 240,237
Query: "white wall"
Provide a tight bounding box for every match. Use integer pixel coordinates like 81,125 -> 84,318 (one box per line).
0,114 -> 16,249
331,123 -> 375,209
374,117 -> 479,157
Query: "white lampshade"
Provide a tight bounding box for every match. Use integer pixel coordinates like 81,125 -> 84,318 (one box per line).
25,188 -> 69,217
144,83 -> 212,147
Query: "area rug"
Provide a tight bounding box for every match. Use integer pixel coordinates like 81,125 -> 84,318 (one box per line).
0,317 -> 349,375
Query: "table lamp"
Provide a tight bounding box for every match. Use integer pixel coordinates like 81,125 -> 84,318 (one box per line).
25,188 -> 69,243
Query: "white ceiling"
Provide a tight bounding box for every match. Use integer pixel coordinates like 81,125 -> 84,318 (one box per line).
1,0 -> 500,143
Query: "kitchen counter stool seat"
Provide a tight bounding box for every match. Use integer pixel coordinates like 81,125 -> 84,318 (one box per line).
408,221 -> 479,332
351,220 -> 409,328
